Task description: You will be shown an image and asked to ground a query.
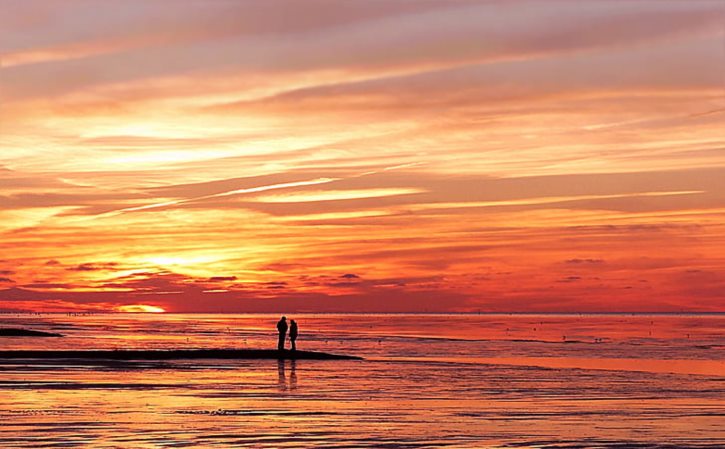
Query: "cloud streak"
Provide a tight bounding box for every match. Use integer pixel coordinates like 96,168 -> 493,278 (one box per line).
94,177 -> 339,218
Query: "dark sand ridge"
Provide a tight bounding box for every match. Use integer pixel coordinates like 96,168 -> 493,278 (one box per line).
0,328 -> 63,337
0,349 -> 362,360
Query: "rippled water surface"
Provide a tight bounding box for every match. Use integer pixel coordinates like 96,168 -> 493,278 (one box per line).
0,313 -> 722,448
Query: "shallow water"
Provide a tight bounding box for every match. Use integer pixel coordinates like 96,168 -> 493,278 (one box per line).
0,313 -> 722,448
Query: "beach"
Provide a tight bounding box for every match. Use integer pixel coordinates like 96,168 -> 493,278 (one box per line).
0,313 -> 722,448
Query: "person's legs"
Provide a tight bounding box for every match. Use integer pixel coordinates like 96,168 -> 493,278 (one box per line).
291,338 -> 296,351
278,333 -> 285,350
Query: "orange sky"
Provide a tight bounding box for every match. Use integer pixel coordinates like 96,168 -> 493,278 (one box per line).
1,0 -> 724,313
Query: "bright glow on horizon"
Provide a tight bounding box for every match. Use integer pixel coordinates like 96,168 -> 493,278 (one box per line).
116,305 -> 167,313
143,255 -> 222,268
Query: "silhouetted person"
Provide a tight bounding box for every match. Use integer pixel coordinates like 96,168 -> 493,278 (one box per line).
289,319 -> 298,351
277,316 -> 288,351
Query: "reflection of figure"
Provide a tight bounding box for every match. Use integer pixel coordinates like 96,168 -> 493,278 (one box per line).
277,359 -> 286,391
277,360 -> 297,392
277,316 -> 288,351
289,359 -> 297,390
289,319 -> 298,351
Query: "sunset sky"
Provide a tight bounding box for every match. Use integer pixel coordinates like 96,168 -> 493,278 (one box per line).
1,0 -> 724,313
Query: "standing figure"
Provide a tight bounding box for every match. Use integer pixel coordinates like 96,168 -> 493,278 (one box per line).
277,316 -> 288,351
289,319 -> 298,351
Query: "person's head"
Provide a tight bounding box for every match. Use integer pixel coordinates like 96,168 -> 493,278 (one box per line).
291,320 -> 296,324
281,316 -> 286,321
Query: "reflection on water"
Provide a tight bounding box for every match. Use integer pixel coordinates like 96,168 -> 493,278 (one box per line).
290,359 -> 297,391
0,313 -> 722,448
388,356 -> 725,376
277,359 -> 297,392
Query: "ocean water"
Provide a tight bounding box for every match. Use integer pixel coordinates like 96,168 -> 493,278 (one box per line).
0,313 -> 722,448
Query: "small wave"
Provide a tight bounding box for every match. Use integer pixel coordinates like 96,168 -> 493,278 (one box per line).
174,409 -> 337,417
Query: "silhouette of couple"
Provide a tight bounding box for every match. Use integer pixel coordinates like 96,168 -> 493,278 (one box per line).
276,316 -> 298,351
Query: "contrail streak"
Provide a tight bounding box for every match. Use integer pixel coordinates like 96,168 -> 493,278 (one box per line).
95,178 -> 338,218
92,160 -> 424,219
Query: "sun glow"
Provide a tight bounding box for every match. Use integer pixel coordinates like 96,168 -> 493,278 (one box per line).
144,255 -> 220,267
116,305 -> 166,313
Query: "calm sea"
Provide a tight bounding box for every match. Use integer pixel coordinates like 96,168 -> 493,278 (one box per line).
0,313 -> 722,448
